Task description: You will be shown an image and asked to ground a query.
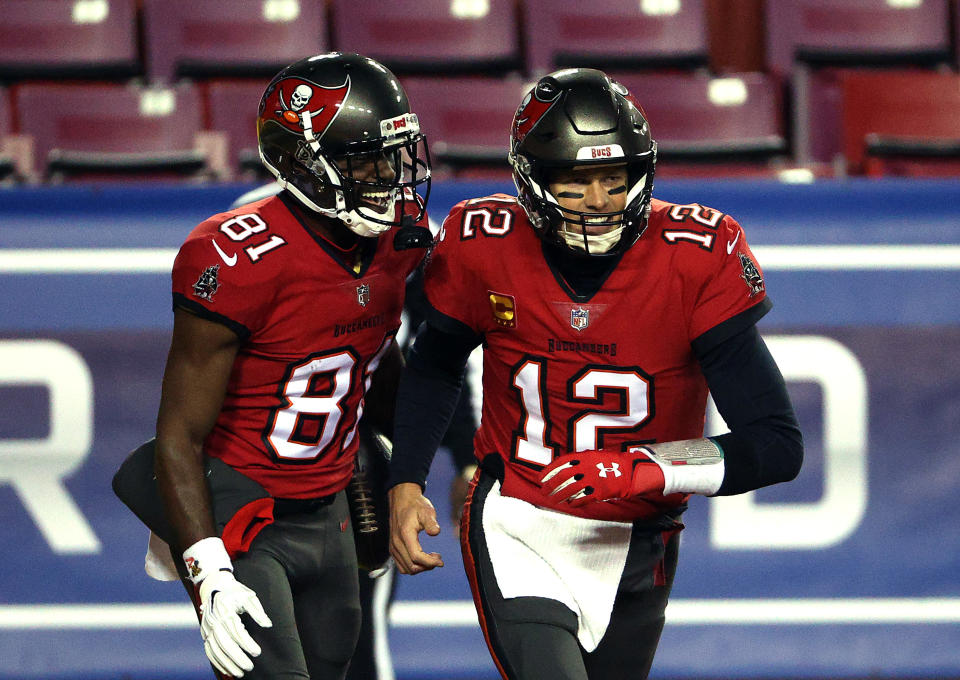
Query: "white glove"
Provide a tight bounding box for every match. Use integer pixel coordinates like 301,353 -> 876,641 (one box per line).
184,537 -> 273,677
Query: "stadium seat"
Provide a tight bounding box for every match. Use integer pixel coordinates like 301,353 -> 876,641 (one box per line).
522,0 -> 709,76
838,70 -> 960,176
205,79 -> 270,178
765,0 -> 953,167
765,0 -> 952,76
142,0 -> 327,82
330,0 -> 521,75
14,82 -> 228,182
613,71 -> 787,176
0,0 -> 140,80
400,76 -> 529,178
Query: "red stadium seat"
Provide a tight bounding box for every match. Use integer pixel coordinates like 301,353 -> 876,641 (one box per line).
400,76 -> 529,178
205,79 -> 270,178
522,0 -> 709,76
612,71 -> 787,177
14,82 -> 228,182
142,0 -> 327,82
330,0 -> 521,75
0,0 -> 140,80
765,0 -> 952,166
839,70 -> 960,176
765,0 -> 952,75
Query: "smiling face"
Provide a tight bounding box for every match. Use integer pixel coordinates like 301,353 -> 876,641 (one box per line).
547,163 -> 629,253
334,149 -> 399,215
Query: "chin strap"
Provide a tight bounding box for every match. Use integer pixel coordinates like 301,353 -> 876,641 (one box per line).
393,215 -> 432,250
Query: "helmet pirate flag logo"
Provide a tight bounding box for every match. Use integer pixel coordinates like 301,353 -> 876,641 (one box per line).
512,81 -> 561,144
261,76 -> 350,139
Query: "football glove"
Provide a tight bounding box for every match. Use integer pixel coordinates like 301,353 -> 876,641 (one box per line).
540,449 -> 665,507
184,537 -> 272,677
540,439 -> 725,506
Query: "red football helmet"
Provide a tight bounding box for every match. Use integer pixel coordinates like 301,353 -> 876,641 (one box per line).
258,52 -> 431,237
509,69 -> 656,256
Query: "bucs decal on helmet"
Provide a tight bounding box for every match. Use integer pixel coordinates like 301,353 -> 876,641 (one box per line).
262,76 -> 350,140
512,81 -> 561,145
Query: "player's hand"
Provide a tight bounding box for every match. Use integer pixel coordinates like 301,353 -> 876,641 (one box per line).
539,449 -> 665,507
198,570 -> 273,677
183,537 -> 272,677
389,482 -> 444,575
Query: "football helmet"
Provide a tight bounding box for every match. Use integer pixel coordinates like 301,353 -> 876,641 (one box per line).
508,69 -> 657,255
258,52 -> 431,237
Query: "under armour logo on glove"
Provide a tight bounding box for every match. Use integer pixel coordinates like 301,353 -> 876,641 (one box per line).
540,449 -> 665,507
596,462 -> 621,478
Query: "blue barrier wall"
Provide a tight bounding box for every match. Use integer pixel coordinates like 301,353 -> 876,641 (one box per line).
1,179 -> 959,679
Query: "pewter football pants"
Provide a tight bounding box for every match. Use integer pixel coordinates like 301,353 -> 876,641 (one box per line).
179,491 -> 362,680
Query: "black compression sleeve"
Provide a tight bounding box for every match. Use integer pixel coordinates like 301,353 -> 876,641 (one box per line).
442,378 -> 479,472
695,324 -> 804,496
387,320 -> 481,489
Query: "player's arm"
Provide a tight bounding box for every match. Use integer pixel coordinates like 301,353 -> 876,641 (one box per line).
363,338 -> 404,438
155,307 -> 272,677
542,323 -> 803,505
155,307 -> 238,549
388,317 -> 481,574
696,323 -> 803,495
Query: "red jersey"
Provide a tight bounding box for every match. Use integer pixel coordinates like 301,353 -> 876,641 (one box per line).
172,194 -> 425,499
424,194 -> 769,521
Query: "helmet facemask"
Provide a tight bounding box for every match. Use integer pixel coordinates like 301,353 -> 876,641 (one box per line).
512,145 -> 656,257
280,129 -> 431,238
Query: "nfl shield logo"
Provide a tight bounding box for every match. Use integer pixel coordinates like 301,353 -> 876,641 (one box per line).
356,283 -> 370,307
570,307 -> 589,331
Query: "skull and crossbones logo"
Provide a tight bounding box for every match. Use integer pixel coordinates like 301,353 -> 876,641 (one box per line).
277,84 -> 316,124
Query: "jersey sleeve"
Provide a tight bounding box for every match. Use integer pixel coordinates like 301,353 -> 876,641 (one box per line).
421,202 -> 485,334
171,226 -> 271,339
687,215 -> 771,347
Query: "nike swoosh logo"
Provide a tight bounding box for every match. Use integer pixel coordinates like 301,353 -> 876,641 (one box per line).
726,231 -> 741,255
212,239 -> 237,266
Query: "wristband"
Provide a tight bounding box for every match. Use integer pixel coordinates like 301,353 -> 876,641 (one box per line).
637,438 -> 725,496
182,536 -> 233,585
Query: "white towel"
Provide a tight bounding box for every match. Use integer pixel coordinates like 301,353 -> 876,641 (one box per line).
144,531 -> 179,582
482,481 -> 633,651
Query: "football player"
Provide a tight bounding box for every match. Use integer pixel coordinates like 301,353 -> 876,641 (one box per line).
153,52 -> 431,679
388,69 -> 804,680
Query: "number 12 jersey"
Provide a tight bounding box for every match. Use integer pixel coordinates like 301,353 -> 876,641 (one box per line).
424,194 -> 771,522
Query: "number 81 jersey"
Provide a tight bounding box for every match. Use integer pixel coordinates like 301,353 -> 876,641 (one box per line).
425,194 -> 771,522
171,194 -> 425,499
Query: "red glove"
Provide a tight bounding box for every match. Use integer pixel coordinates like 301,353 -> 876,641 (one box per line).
539,449 -> 665,507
